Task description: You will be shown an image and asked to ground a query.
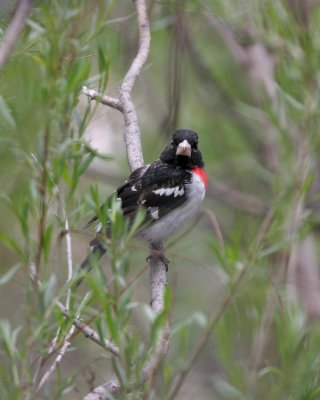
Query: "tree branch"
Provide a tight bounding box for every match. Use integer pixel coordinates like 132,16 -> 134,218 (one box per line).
36,293 -> 91,391
81,86 -> 123,112
56,301 -> 120,357
83,247 -> 169,400
82,2 -> 170,398
0,0 -> 34,70
118,0 -> 150,171
82,0 -> 150,171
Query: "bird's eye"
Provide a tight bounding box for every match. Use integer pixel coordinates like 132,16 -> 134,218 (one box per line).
192,142 -> 198,149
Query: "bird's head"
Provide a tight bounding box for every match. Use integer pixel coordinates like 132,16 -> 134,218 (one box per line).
160,129 -> 204,169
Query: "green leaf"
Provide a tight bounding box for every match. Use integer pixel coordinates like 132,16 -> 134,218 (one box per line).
0,320 -> 21,359
105,306 -> 119,344
127,208 -> 146,240
43,223 -> 54,263
27,18 -> 46,34
0,96 -> 16,129
0,231 -> 24,258
76,152 -> 95,177
66,60 -> 91,93
97,45 -> 109,75
43,274 -> 57,309
0,265 -> 21,285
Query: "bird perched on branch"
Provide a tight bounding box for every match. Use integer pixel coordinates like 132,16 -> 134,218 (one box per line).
79,129 -> 207,278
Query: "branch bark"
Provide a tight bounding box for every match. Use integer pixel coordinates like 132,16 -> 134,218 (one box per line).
82,0 -> 150,171
83,249 -> 169,400
0,0 -> 34,70
56,301 -> 120,357
82,2 -> 170,398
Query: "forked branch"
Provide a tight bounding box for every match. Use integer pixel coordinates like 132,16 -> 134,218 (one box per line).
82,1 -> 169,399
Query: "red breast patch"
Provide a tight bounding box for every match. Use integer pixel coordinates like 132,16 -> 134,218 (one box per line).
192,167 -> 208,188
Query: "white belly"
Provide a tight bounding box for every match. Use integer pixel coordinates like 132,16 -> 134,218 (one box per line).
139,173 -> 206,243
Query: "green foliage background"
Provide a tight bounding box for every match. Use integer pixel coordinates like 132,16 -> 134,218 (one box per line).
0,1 -> 320,399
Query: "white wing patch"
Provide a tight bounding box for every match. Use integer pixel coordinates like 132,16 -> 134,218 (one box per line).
153,186 -> 185,197
95,222 -> 103,233
148,206 -> 159,220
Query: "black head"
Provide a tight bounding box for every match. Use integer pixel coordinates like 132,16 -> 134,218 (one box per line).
160,129 -> 204,169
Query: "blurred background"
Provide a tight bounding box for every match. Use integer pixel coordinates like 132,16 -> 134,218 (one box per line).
1,0 -> 320,399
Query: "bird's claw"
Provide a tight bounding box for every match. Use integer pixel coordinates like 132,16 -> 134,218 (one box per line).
146,254 -> 169,271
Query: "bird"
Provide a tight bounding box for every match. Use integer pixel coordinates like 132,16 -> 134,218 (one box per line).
78,129 -> 207,280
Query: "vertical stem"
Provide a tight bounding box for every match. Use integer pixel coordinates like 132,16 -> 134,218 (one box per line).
35,130 -> 50,278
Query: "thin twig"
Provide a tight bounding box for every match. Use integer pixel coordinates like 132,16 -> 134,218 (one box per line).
118,0 -> 150,171
201,208 -> 225,252
47,208 -> 74,355
208,178 -> 268,216
82,86 -> 123,111
55,301 -> 120,357
246,266 -> 284,389
0,0 -> 34,70
167,204 -> 276,399
36,293 -> 91,391
167,265 -> 248,400
64,210 -> 73,308
83,243 -> 169,400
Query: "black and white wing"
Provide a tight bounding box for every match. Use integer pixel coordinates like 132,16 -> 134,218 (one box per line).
85,160 -> 190,229
136,160 -> 190,222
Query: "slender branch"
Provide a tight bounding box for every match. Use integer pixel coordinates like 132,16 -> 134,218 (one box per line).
83,245 -> 169,400
64,210 -> 73,309
82,86 -> 123,111
208,178 -> 268,216
200,208 -> 225,252
82,0 -> 150,171
82,2 -> 169,398
36,293 -> 91,391
47,207 -> 74,355
56,301 -> 120,357
0,0 -> 34,70
167,265 -> 248,400
37,331 -> 75,391
119,0 -> 150,171
167,205 -> 275,399
35,129 -> 50,278
121,1 -> 150,93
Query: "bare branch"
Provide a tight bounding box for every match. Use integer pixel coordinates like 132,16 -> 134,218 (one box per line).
0,0 -> 34,70
119,0 -> 150,171
201,208 -> 225,252
82,0 -> 150,171
208,178 -> 268,216
36,293 -> 91,391
56,301 -> 120,357
82,86 -> 123,112
82,2 -> 170,398
37,329 -> 75,391
83,244 -> 169,400
64,210 -> 73,308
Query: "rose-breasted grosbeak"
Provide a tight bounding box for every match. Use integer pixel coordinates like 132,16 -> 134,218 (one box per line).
79,129 -> 207,275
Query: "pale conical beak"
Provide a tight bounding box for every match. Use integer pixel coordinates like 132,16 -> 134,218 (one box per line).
176,140 -> 191,157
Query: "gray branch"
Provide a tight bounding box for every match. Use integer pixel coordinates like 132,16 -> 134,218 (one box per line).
0,0 -> 34,70
56,301 -> 120,357
83,2 -> 169,398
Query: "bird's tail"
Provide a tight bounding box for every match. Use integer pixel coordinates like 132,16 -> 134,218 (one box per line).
76,236 -> 106,287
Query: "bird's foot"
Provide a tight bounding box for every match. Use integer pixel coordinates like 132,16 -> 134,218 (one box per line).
146,253 -> 169,272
